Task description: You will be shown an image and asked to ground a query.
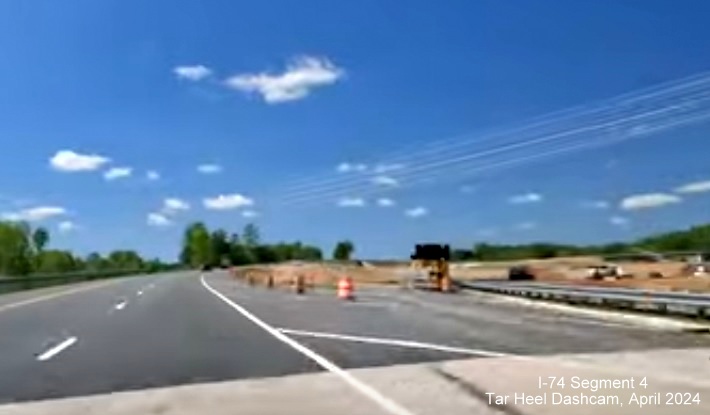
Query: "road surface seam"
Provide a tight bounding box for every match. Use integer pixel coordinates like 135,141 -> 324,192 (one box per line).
200,274 -> 416,415
431,368 -> 525,415
277,327 -> 512,357
0,280 -> 119,314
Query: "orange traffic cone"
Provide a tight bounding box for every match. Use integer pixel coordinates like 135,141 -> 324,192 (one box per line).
337,276 -> 354,300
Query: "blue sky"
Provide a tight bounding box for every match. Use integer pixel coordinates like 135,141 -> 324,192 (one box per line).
1,0 -> 710,260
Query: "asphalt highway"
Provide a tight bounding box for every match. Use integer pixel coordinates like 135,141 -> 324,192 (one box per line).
1,270 -> 709,406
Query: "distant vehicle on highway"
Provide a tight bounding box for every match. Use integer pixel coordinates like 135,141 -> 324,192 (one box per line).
200,264 -> 213,272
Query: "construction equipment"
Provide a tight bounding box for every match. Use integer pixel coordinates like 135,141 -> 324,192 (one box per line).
410,244 -> 453,292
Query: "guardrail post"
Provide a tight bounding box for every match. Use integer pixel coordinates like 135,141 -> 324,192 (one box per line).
656,303 -> 668,314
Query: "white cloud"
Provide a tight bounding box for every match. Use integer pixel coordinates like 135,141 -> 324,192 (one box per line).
373,163 -> 404,174
57,220 -> 77,233
50,150 -> 110,172
197,164 -> 222,174
581,200 -> 610,209
371,175 -> 399,187
173,65 -> 212,81
336,162 -> 367,173
674,180 -> 710,194
147,212 -> 172,227
405,206 -> 428,218
2,206 -> 66,222
242,210 -> 259,218
146,170 -> 160,181
162,198 -> 190,215
515,222 -> 537,230
337,197 -> 366,207
620,193 -> 681,210
610,216 -> 630,227
103,167 -> 132,181
509,192 -> 543,204
376,198 -> 395,207
225,56 -> 344,104
203,193 -> 254,210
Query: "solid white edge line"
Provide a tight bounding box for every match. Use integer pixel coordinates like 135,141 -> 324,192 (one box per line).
278,328 -> 511,358
0,280 -> 116,314
200,275 -> 416,415
37,337 -> 77,361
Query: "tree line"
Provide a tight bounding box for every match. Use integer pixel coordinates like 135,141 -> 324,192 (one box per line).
0,221 -> 175,277
6,216 -> 706,277
0,218 -> 350,277
179,222 -> 324,267
451,223 -> 710,261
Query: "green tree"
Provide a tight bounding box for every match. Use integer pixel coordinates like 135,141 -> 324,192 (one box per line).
210,229 -> 231,266
178,245 -> 190,266
107,250 -> 143,270
332,240 -> 355,260
243,223 -> 260,247
253,245 -> 279,263
85,252 -> 108,271
0,221 -> 34,275
301,246 -> 323,260
35,250 -> 78,273
182,222 -> 212,268
32,227 -> 50,253
224,233 -> 253,265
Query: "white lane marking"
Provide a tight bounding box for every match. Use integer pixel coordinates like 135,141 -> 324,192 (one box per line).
200,275 -> 415,415
114,299 -> 128,310
37,337 -> 77,361
0,280 -> 116,314
137,290 -> 143,296
278,328 -> 511,357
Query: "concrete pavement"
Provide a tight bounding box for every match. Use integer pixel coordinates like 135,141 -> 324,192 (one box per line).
0,270 -> 708,414
1,347 -> 708,415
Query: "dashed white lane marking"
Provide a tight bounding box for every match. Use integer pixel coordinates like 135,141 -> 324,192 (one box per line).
114,299 -> 128,310
37,337 -> 77,361
278,328 -> 511,357
0,280 -> 117,314
137,290 -> 143,296
200,275 -> 416,415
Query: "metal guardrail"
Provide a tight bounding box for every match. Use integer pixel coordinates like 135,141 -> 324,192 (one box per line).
490,281 -> 710,301
460,280 -> 710,319
0,269 -> 144,295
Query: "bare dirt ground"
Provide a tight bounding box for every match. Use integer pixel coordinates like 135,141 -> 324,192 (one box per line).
230,257 -> 710,293
446,257 -> 710,292
230,263 -> 403,290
